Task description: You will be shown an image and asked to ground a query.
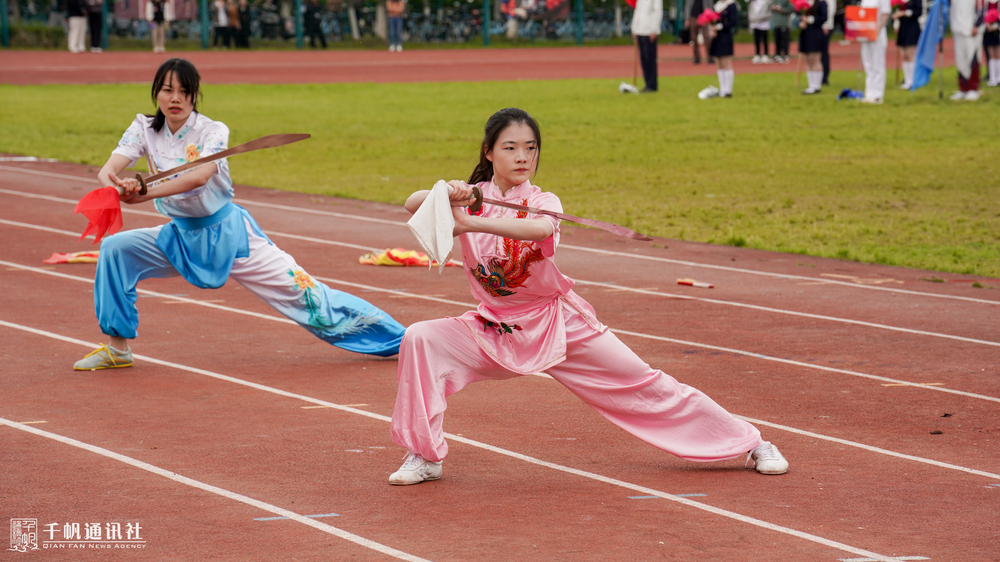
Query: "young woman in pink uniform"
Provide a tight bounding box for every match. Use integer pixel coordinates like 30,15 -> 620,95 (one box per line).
389,108 -> 788,485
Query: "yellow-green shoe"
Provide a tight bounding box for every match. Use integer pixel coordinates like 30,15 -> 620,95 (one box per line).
73,344 -> 134,371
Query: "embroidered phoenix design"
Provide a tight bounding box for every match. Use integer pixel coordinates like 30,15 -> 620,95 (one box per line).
471,202 -> 545,297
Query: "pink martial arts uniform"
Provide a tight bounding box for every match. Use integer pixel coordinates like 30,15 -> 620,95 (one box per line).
390,179 -> 761,463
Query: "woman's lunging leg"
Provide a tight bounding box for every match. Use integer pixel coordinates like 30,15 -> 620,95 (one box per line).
546,316 -> 761,462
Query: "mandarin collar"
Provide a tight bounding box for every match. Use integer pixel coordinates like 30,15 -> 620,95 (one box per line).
166,111 -> 198,142
488,178 -> 532,200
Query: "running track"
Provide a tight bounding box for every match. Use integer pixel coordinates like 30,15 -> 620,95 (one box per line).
2,45 -> 998,561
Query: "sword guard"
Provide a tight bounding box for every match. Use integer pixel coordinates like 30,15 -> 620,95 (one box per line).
469,185 -> 483,214
134,173 -> 147,196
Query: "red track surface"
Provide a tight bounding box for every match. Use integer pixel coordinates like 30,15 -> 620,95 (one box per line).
0,39 -> 956,85
2,46 -> 997,561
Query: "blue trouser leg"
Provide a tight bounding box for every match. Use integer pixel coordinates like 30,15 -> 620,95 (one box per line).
94,226 -> 179,340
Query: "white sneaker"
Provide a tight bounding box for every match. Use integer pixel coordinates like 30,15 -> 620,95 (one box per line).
949,91 -> 967,100
389,451 -> 442,485
748,441 -> 789,475
618,82 -> 639,94
899,82 -> 911,90
761,56 -> 772,64
988,80 -> 1000,87
397,45 -> 402,51
74,344 -> 133,371
964,90 -> 981,101
802,87 -> 820,95
752,55 -> 761,64
389,45 -> 395,51
697,85 -> 720,99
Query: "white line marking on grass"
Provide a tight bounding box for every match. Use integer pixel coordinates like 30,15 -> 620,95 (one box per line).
0,321 -> 923,562
610,328 -> 1000,405
1,259 -> 996,404
1,183 -> 996,306
0,417 -> 431,562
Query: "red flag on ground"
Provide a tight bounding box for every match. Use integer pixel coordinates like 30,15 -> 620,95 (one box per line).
74,186 -> 123,244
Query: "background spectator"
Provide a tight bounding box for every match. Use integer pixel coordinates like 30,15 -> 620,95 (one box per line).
387,0 -> 404,51
304,0 -> 327,48
85,0 -> 103,52
749,0 -> 772,63
146,0 -> 174,53
66,0 -> 87,52
685,0 -> 713,64
771,0 -> 793,63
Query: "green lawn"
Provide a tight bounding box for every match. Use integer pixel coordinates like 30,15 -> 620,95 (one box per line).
1,71 -> 997,279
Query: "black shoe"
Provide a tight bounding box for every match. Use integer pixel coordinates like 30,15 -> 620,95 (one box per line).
707,57 -> 716,63
640,87 -> 657,93
693,58 -> 701,64
720,93 -> 732,98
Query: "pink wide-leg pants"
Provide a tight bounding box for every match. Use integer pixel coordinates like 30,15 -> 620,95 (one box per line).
390,307 -> 761,463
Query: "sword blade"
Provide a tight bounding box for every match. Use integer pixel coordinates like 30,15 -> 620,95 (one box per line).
137,133 -> 310,192
481,196 -> 653,241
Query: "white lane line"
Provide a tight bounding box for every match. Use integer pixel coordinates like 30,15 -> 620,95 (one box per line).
1,182 -> 996,306
0,320 -> 931,562
611,328 -> 1000,404
738,415 -> 1000,480
1,259 -> 996,404
563,243 -> 999,305
3,211 -> 998,350
0,417 -> 431,562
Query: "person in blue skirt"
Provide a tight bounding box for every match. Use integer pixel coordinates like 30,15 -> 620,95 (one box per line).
892,0 -> 923,89
799,0 -> 828,94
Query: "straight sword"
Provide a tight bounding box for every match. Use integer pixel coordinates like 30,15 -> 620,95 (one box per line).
134,133 -> 311,195
469,185 -> 653,242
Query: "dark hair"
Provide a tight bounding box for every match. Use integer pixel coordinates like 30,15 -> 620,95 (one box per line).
148,58 -> 201,133
468,107 -> 541,185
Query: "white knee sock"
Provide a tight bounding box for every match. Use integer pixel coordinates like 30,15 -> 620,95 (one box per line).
991,59 -> 1000,83
902,61 -> 914,86
723,69 -> 735,94
717,69 -> 725,91
807,70 -> 822,91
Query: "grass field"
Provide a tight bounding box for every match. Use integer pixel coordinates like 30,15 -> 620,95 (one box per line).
1,71 -> 998,278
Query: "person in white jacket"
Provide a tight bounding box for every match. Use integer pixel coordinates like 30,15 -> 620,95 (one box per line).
145,0 -> 174,53
631,0 -> 663,92
949,0 -> 985,100
859,0 -> 891,103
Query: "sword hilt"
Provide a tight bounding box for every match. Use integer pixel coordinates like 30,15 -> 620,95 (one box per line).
134,174 -> 147,196
469,185 -> 483,214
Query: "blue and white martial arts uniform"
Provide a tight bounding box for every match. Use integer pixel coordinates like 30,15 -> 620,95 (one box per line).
94,111 -> 404,356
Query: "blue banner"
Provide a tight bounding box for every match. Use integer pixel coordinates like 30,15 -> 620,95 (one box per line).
912,0 -> 950,90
